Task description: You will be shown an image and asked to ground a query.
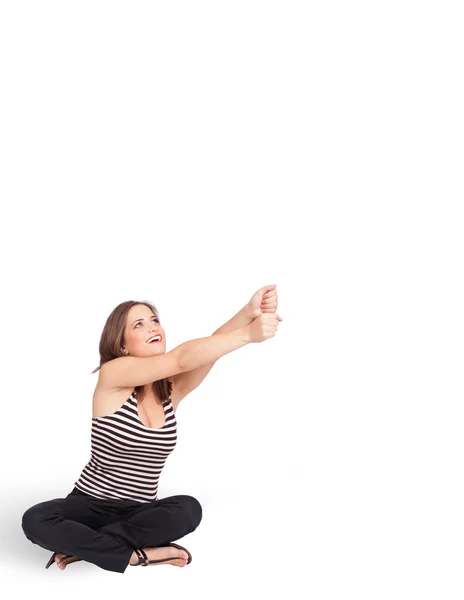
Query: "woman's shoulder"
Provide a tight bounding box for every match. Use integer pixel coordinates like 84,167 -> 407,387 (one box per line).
92,380 -> 134,419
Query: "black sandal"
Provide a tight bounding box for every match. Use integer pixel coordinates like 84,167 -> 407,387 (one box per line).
131,543 -> 192,566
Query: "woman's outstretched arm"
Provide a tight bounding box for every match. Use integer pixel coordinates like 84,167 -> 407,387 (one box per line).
211,304 -> 254,337
172,285 -> 280,401
171,304 -> 254,402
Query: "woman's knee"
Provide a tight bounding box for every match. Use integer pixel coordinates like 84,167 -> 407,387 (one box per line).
178,495 -> 202,529
188,496 -> 203,528
21,500 -> 59,541
22,504 -> 44,540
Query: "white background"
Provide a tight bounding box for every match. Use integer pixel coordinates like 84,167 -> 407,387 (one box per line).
0,1 -> 462,598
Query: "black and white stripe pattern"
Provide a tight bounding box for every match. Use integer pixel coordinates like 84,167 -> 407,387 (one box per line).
73,391 -> 177,503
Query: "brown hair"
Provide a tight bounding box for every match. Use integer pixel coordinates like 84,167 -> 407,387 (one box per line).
90,300 -> 172,405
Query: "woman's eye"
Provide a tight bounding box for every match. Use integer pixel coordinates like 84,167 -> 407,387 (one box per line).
135,318 -> 159,328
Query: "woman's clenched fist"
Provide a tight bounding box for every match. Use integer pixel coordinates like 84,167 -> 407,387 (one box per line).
246,312 -> 282,343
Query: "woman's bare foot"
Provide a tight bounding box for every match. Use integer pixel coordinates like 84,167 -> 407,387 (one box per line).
129,546 -> 189,567
53,553 -> 83,570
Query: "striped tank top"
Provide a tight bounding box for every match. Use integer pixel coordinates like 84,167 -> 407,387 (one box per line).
73,390 -> 177,503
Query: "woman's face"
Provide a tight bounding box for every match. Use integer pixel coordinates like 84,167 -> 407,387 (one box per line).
122,304 -> 166,357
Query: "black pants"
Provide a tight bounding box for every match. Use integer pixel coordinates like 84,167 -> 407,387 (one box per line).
21,487 -> 203,573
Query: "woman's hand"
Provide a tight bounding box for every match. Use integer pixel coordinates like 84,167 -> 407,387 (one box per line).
247,312 -> 282,343
247,284 -> 283,322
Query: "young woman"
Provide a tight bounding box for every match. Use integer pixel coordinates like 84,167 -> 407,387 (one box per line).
21,285 -> 282,573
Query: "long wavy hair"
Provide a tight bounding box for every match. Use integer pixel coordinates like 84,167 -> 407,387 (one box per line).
91,300 -> 172,405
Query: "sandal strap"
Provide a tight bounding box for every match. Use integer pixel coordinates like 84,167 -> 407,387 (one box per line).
146,556 -> 181,565
133,547 -> 149,566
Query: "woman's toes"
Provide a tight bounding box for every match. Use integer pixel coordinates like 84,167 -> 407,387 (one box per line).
173,557 -> 188,567
54,553 -> 66,569
54,553 -> 82,570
